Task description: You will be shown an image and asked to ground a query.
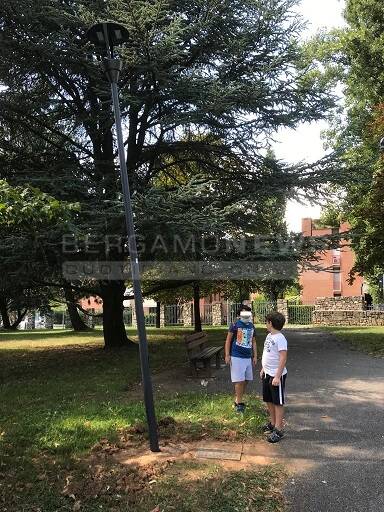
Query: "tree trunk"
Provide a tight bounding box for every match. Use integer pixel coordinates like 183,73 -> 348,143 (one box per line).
156,301 -> 161,329
63,285 -> 90,331
0,298 -> 11,329
193,283 -> 202,333
100,280 -> 136,349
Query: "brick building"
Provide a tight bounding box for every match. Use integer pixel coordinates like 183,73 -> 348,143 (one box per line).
299,218 -> 364,304
79,295 -> 103,312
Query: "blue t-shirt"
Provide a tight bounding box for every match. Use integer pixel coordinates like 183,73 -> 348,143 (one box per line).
229,320 -> 255,359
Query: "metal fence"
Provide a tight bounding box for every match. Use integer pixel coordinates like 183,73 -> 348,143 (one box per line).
253,302 -> 277,323
144,307 -> 157,327
226,302 -> 242,325
202,304 -> 213,325
367,304 -> 384,311
288,304 -> 315,325
190,303 -> 214,325
53,311 -> 67,328
20,300 -> 320,330
165,305 -> 184,326
123,308 -> 133,326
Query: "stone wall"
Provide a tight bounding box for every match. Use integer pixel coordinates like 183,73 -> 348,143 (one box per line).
43,311 -> 54,329
277,299 -> 289,324
183,303 -> 193,327
132,305 -> 137,328
315,296 -> 365,311
313,310 -> 384,326
313,295 -> 384,326
160,305 -> 165,328
212,303 -> 223,326
25,312 -> 36,329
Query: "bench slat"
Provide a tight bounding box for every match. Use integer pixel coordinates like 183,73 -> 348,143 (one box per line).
186,336 -> 208,350
184,331 -> 223,379
191,346 -> 223,361
199,347 -> 222,357
184,332 -> 208,343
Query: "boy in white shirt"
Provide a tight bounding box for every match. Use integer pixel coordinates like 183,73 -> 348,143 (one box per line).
260,311 -> 288,443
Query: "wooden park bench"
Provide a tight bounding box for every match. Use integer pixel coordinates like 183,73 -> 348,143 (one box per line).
184,331 -> 224,377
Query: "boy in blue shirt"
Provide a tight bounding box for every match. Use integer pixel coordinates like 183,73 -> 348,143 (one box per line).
225,305 -> 257,413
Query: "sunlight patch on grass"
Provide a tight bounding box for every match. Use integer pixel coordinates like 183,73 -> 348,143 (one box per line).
0,328 -> 273,511
324,326 -> 384,356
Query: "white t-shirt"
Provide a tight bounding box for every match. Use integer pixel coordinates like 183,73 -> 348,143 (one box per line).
262,332 -> 288,377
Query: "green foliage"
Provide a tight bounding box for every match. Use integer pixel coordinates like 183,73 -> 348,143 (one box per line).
0,180 -> 78,229
284,281 -> 303,301
0,0 -> 337,342
316,202 -> 344,228
365,272 -> 384,303
0,180 -> 79,327
312,0 -> 384,279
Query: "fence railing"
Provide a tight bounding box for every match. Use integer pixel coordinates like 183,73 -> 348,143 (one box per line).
253,302 -> 277,323
17,300 -> 319,330
190,304 -> 214,325
123,308 -> 133,326
144,307 -> 157,327
53,311 -> 67,327
367,304 -> 384,311
165,305 -> 184,326
226,302 -> 242,325
202,304 -> 212,325
287,304 -> 315,325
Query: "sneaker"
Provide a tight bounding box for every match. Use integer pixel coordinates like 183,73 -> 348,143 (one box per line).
235,402 -> 246,413
262,422 -> 275,434
267,429 -> 284,443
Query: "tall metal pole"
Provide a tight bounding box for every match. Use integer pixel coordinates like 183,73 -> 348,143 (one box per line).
101,25 -> 160,452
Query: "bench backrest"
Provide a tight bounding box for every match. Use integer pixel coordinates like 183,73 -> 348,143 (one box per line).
184,331 -> 208,359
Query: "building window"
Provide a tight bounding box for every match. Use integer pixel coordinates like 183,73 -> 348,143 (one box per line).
332,248 -> 341,268
333,271 -> 341,293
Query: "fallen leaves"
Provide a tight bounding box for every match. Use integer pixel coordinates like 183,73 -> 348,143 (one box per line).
60,446 -> 172,511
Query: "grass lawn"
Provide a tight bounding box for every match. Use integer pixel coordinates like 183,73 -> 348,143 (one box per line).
324,326 -> 384,356
0,327 -> 283,512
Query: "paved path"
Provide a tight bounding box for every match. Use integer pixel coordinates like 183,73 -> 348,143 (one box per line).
275,329 -> 384,512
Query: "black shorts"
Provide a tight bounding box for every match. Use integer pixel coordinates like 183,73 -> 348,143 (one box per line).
262,373 -> 287,406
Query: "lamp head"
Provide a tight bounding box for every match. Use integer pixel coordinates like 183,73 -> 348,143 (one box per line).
380,137 -> 384,152
86,22 -> 129,55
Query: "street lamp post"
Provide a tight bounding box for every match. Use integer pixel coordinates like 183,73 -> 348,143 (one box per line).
86,22 -> 160,452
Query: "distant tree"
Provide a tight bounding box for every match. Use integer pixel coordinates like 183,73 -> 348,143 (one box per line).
312,0 -> 384,286
0,180 -> 80,329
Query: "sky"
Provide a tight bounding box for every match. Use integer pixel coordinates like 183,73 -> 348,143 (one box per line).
280,0 -> 346,232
